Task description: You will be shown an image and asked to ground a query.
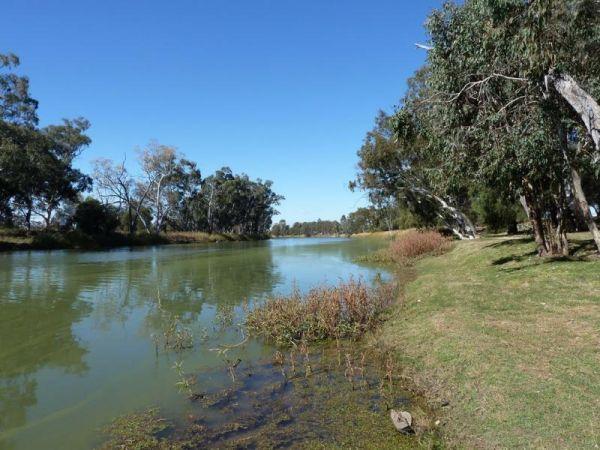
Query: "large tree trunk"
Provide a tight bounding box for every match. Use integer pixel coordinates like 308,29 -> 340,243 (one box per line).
127,203 -> 136,235
25,201 -> 32,232
547,196 -> 570,257
520,183 -> 569,257
559,131 -> 600,253
520,190 -> 549,256
569,165 -> 600,253
546,72 -> 600,152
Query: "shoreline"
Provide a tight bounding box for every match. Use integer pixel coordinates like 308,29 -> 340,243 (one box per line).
373,232 -> 599,448
0,230 -> 268,253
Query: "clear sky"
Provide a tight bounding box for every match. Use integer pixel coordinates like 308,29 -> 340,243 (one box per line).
1,0 -> 441,224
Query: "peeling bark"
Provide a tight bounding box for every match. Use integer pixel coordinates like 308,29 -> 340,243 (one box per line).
546,72 -> 600,152
569,165 -> 600,253
560,134 -> 600,253
412,187 -> 477,240
521,189 -> 549,256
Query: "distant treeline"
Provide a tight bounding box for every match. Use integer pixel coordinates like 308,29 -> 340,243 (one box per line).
0,53 -> 282,237
271,204 -> 427,237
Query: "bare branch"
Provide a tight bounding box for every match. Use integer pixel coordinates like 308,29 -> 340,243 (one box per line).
415,43 -> 433,51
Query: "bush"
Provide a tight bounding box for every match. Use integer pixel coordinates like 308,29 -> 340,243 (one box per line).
73,198 -> 120,235
388,230 -> 451,263
247,279 -> 395,346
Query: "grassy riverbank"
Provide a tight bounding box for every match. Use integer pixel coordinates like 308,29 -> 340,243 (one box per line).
377,233 -> 600,448
0,228 -> 263,252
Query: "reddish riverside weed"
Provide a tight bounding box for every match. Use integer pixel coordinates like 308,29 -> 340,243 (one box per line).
247,279 -> 395,346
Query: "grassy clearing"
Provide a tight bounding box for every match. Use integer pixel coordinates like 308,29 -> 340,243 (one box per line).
247,279 -> 396,346
0,228 -> 261,252
377,233 -> 600,448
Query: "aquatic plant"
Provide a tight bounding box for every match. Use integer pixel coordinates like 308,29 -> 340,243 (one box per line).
100,408 -> 172,449
214,305 -> 235,329
172,361 -> 196,398
246,279 -> 396,346
161,316 -> 194,351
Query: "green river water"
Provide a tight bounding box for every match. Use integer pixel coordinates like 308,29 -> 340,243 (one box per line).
0,237 -> 413,449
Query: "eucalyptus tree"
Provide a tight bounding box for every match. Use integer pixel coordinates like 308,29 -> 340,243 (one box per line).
419,0 -> 600,254
1,53 -> 91,229
0,53 -> 38,224
351,108 -> 477,239
32,119 -> 92,228
93,158 -> 152,234
0,53 -> 38,127
197,168 -> 282,235
138,142 -> 201,233
271,219 -> 289,236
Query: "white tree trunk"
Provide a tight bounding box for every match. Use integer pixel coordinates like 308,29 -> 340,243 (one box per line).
569,166 -> 600,253
412,187 -> 477,240
546,72 -> 600,152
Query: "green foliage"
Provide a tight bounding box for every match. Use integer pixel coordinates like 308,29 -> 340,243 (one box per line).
351,106 -> 474,237
420,0 -> 600,253
0,52 -> 38,126
277,219 -> 341,237
0,53 -> 91,229
73,198 -> 119,235
1,53 -> 282,236
470,189 -> 523,234
172,166 -> 283,235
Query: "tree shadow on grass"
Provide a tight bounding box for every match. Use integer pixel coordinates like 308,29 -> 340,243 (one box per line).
569,239 -> 598,258
490,238 -> 597,273
492,251 -> 538,266
484,236 -> 534,250
494,251 -> 594,273
488,235 -> 597,268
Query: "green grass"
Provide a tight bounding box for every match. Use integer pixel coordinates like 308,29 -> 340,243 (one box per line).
377,233 -> 600,448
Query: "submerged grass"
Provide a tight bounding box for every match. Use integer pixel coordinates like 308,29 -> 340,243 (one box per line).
247,279 -> 396,346
377,233 -> 600,448
99,408 -> 173,450
100,345 -> 441,449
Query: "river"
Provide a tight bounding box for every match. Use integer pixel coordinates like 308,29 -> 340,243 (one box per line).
0,237 -> 401,449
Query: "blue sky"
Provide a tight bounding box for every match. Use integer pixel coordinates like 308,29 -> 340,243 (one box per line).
2,0 -> 441,223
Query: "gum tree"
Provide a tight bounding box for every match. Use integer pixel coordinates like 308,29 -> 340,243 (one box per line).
420,0 -> 600,254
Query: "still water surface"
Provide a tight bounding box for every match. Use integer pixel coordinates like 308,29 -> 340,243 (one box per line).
0,237 -> 389,449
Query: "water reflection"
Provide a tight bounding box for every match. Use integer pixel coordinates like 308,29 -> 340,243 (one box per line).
0,254 -> 91,434
0,238 -> 387,449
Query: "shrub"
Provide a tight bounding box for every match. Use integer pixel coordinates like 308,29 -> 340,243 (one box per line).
247,279 -> 395,346
388,230 -> 451,263
73,198 -> 120,235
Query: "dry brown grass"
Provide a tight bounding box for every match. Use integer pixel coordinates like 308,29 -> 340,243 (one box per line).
247,279 -> 396,346
356,230 -> 452,265
388,230 -> 451,263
